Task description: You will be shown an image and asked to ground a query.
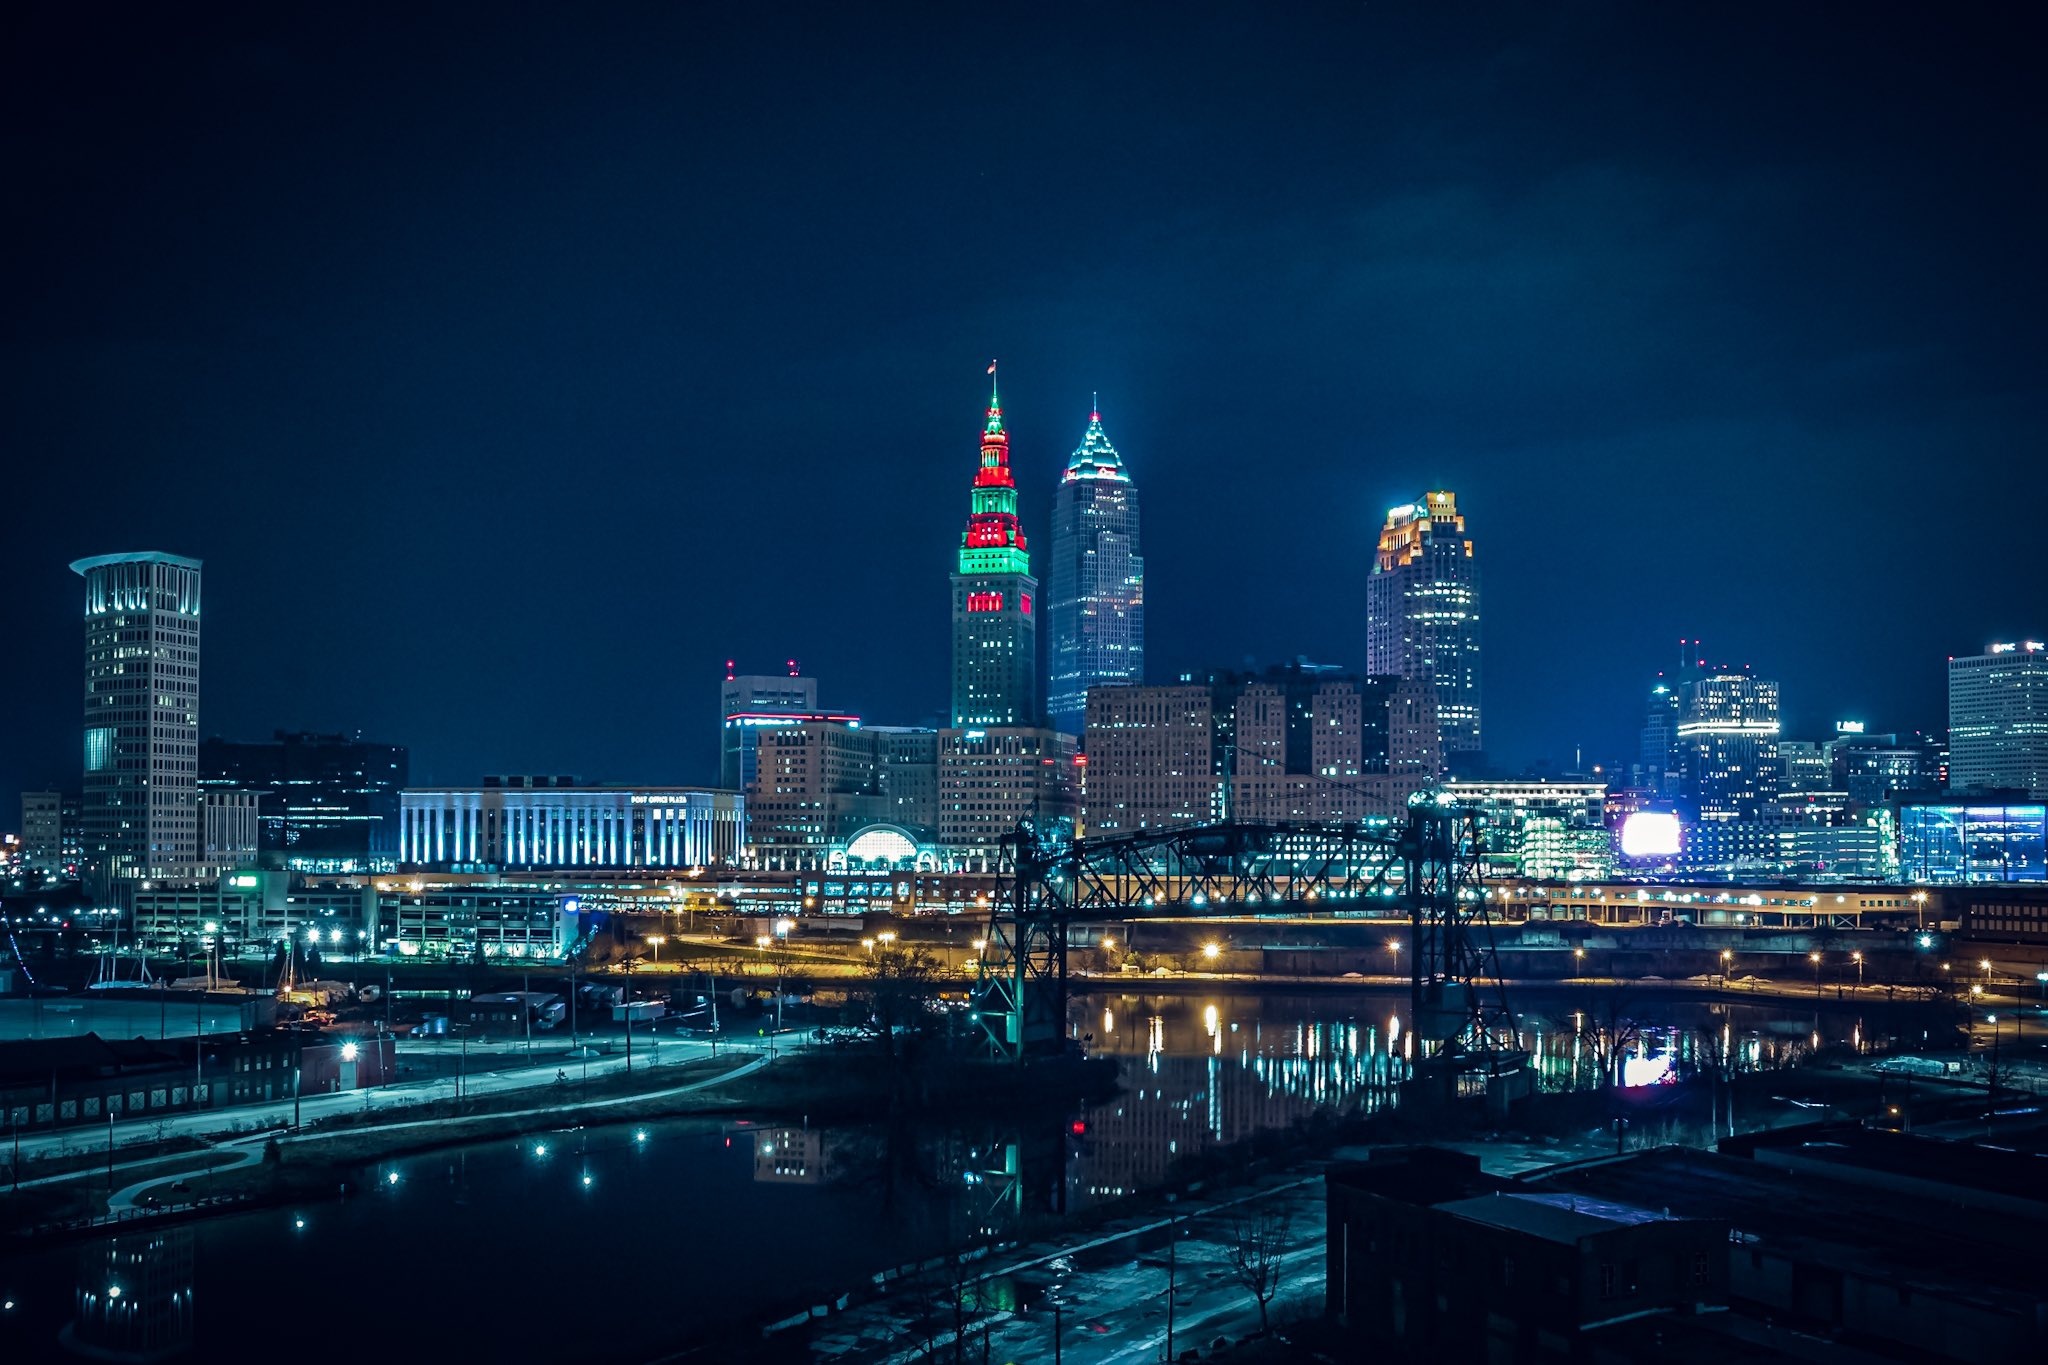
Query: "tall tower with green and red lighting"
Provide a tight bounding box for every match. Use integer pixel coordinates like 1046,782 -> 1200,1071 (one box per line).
951,363 -> 1039,727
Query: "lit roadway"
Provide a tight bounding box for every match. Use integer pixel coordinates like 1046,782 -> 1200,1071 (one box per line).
9,1031 -> 768,1167
806,1179 -> 1327,1364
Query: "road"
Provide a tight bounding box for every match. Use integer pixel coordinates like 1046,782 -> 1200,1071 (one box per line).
804,1179 -> 1325,1364
8,1030 -> 774,1166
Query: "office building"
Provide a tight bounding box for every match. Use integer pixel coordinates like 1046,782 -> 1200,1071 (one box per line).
950,368 -> 1038,728
743,721 -> 941,868
719,663 -> 835,789
748,720 -> 877,866
870,726 -> 941,831
1675,669 -> 1781,820
1441,779 -> 1608,877
1776,740 -> 1831,793
1082,665 -> 1440,835
1824,729 -> 1932,808
198,730 -> 409,873
398,778 -> 744,872
1046,398 -> 1144,738
937,726 -> 1078,862
1366,492 -> 1480,754
1897,797 -> 2045,884
20,791 -> 68,875
199,791 -> 261,873
72,551 -> 203,888
1634,683 -> 1681,793
1949,641 -> 2048,797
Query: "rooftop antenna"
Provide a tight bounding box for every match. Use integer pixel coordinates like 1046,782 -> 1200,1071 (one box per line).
787,658 -> 799,677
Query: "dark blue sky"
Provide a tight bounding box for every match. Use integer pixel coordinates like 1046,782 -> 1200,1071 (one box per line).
4,3 -> 2043,799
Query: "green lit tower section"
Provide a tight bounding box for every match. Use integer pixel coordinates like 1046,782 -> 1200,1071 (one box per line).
951,364 -> 1038,727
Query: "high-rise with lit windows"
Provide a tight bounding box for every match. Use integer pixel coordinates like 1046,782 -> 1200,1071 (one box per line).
1675,670 -> 1781,820
950,366 -> 1038,727
1046,398 -> 1143,738
1365,492 -> 1480,754
1949,641 -> 2048,797
72,551 -> 203,888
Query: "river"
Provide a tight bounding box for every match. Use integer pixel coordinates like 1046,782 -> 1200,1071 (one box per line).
0,985 -> 1900,1362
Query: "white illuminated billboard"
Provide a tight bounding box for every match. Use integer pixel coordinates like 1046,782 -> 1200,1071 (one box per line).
1620,810 -> 1682,859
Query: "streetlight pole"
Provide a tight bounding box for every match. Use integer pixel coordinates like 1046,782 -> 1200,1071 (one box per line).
1810,952 -> 1822,1000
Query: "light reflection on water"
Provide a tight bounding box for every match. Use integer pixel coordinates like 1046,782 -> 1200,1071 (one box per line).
0,990 -> 1879,1361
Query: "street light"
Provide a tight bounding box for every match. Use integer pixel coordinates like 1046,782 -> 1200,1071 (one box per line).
1573,946 -> 1586,976
647,935 -> 664,965
877,930 -> 896,948
1852,950 -> 1864,992
1099,934 -> 1115,951
1201,942 -> 1221,964
1387,939 -> 1401,974
1810,951 -> 1822,999
861,937 -> 876,959
1719,949 -> 1732,986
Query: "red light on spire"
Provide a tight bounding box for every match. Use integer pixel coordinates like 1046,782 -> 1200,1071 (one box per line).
787,659 -> 799,676
725,659 -> 735,681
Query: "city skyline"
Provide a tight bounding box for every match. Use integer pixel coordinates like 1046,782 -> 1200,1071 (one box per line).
4,6 -> 2044,798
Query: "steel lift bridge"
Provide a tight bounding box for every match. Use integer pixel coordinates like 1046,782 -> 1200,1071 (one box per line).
975,793 -> 1530,1098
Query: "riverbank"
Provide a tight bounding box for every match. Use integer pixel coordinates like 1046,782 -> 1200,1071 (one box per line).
0,1048 -> 1120,1251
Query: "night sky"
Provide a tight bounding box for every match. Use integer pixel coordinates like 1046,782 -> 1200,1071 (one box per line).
4,4 -> 2043,802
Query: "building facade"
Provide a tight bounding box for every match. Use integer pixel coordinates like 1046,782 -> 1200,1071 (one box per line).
1441,779 -> 1609,877
950,369 -> 1038,727
1949,642 -> 2048,797
398,779 -> 744,872
937,726 -> 1078,862
199,791 -> 261,873
1046,399 -> 1143,738
19,791 -> 66,875
1897,798 -> 2045,884
72,552 -> 203,888
1676,670 -> 1781,821
1082,666 -> 1441,835
1366,492 -> 1480,754
198,730 -> 409,873
719,664 -> 827,789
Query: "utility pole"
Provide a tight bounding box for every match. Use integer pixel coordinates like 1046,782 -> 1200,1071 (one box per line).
1163,1218 -> 1177,1363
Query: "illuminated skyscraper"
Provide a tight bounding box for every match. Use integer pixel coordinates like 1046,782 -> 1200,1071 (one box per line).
1676,670 -> 1782,820
1365,492 -> 1480,754
1046,397 -> 1143,738
1949,641 -> 2048,797
950,366 -> 1037,727
72,551 -> 203,888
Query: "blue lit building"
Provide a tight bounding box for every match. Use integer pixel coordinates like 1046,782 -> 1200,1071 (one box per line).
1046,398 -> 1143,738
1897,798 -> 2046,883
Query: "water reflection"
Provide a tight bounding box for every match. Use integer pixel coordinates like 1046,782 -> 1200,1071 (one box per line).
7,990 -> 1887,1361
65,1228 -> 194,1361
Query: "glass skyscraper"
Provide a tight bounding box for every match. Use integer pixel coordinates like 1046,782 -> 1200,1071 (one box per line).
1365,492 -> 1481,753
1046,398 -> 1143,738
72,551 -> 203,888
950,367 -> 1038,727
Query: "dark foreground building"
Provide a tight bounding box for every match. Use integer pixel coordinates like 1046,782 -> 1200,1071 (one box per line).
200,730 -> 409,873
1328,1131 -> 2048,1363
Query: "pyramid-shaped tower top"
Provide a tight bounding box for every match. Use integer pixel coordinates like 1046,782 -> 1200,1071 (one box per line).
1064,393 -> 1128,482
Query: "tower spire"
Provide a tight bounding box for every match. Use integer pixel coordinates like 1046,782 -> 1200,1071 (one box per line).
985,360 -> 1004,436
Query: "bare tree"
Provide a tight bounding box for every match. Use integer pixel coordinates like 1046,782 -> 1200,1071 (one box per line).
1223,1200 -> 1295,1334
1571,987 -> 1643,1089
849,945 -> 946,1063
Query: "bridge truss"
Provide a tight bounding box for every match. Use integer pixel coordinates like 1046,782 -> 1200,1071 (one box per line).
975,796 -> 1521,1078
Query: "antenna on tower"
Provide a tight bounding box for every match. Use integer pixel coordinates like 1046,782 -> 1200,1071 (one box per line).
787,658 -> 799,677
